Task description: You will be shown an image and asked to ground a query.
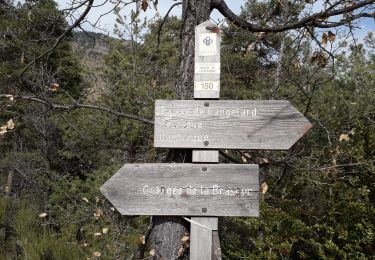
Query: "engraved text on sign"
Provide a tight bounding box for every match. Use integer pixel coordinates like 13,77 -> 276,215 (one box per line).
154,100 -> 312,150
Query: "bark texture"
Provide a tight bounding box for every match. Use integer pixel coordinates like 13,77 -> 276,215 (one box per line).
147,0 -> 212,258
175,0 -> 212,100
147,150 -> 192,259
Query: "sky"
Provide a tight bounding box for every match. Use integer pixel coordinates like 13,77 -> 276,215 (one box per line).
57,0 -> 244,35
56,0 -> 374,40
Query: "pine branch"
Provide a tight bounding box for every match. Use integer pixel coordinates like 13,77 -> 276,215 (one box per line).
212,0 -> 374,32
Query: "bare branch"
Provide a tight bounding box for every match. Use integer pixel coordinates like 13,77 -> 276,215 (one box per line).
15,96 -> 155,125
156,2 -> 182,52
212,0 -> 374,32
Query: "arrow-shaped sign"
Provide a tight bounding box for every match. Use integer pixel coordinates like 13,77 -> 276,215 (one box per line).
100,163 -> 259,216
154,99 -> 312,150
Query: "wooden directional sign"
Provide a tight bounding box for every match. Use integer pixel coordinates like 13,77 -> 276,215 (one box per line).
154,100 -> 312,150
100,163 -> 259,217
194,21 -> 220,99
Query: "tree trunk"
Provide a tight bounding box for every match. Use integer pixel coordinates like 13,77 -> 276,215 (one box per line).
175,0 -> 212,100
146,1 -> 212,259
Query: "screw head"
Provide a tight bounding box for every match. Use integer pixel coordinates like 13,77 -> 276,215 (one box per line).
204,102 -> 209,107
202,208 -> 207,213
204,141 -> 209,146
202,166 -> 207,171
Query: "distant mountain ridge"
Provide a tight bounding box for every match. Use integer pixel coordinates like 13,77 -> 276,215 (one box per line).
72,31 -> 111,57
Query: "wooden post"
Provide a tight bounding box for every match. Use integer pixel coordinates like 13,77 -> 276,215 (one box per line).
191,20 -> 221,260
212,231 -> 222,259
190,217 -> 218,260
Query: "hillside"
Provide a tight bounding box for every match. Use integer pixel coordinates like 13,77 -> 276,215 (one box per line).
71,31 -> 112,100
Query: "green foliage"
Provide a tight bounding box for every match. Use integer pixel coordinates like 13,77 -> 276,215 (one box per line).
0,0 -> 82,98
1,0 -> 374,259
0,198 -> 84,259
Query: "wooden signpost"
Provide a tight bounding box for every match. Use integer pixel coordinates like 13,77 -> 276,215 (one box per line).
154,100 -> 312,150
100,163 -> 259,216
194,21 -> 220,99
101,20 -> 312,260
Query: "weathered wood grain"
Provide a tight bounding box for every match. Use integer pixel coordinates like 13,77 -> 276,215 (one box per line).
154,100 -> 312,150
100,163 -> 259,216
190,217 -> 218,260
192,150 -> 219,163
212,231 -> 222,260
191,20 -> 221,260
194,21 -> 220,99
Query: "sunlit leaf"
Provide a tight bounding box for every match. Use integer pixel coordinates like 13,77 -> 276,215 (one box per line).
181,235 -> 189,242
339,134 -> 350,142
0,126 -> 7,136
261,182 -> 268,194
6,119 -> 14,130
39,213 -> 48,218
93,251 -> 101,257
50,83 -> 60,92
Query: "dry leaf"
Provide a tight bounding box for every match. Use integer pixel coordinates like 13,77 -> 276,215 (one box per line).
321,32 -> 328,48
82,197 -> 89,203
339,134 -> 350,142
328,31 -> 336,42
102,228 -> 109,234
141,0 -> 148,12
0,126 -> 7,136
181,235 -> 189,243
311,51 -> 328,68
50,83 -> 59,92
95,197 -> 100,203
261,182 -> 268,195
178,232 -> 190,257
259,158 -> 270,165
94,208 -> 103,219
140,235 -> 146,244
292,60 -> 301,70
6,119 -> 14,130
2,94 -> 14,101
93,251 -> 101,257
177,247 -> 185,257
39,213 -> 48,218
94,232 -> 102,237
